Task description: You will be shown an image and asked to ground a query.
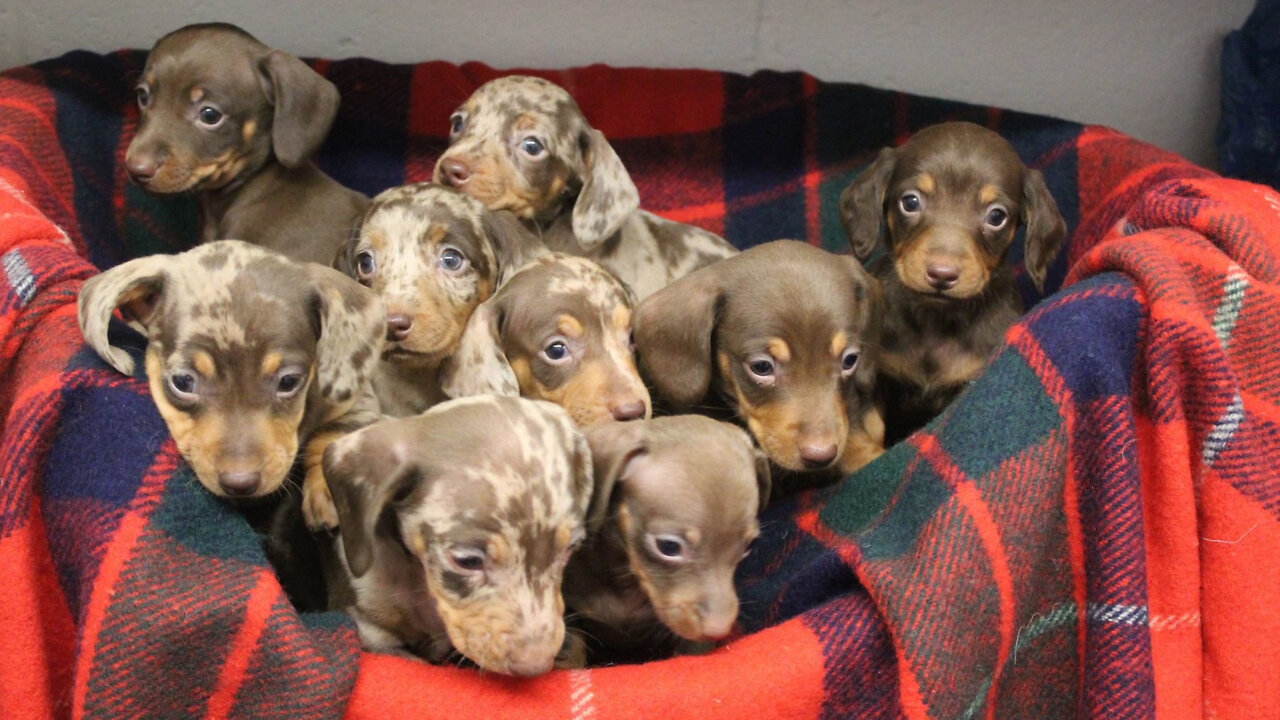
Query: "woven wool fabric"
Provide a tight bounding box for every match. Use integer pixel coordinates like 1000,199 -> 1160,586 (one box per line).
0,50 -> 1275,719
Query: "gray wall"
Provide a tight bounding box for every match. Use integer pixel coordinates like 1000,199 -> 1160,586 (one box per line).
0,0 -> 1256,167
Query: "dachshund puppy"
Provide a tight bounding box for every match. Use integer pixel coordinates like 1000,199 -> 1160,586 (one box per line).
77,240 -> 384,499
336,182 -> 545,417
322,395 -> 593,677
840,121 -> 1067,444
560,416 -> 769,665
126,23 -> 368,265
634,240 -> 884,496
434,75 -> 737,299
440,253 -> 651,427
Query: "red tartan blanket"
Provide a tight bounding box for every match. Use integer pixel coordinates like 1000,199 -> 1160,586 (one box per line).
1,50 -> 1277,720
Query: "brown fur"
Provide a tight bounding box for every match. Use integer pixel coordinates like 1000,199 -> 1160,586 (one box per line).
839,121 -> 1066,444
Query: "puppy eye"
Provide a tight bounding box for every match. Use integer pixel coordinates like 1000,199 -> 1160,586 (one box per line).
438,246 -> 468,273
449,113 -> 465,137
167,371 -> 198,401
899,191 -> 922,214
135,85 -> 150,109
197,106 -> 224,128
447,547 -> 487,574
275,371 -> 305,398
744,353 -> 776,384
355,250 -> 376,279
841,348 -> 860,376
645,533 -> 688,564
985,206 -> 1009,230
541,338 -> 572,364
519,137 -> 545,157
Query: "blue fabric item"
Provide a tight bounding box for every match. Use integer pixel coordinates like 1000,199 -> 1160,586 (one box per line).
1219,0 -> 1280,187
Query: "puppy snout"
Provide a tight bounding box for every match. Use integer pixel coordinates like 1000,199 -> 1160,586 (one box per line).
505,648 -> 556,678
609,398 -> 648,421
926,261 -> 961,291
217,470 -> 262,497
439,158 -> 472,187
385,313 -> 413,342
799,442 -> 839,468
126,154 -> 160,185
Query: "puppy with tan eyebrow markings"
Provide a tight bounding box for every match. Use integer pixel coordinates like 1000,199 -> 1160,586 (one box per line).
840,121 -> 1066,444
321,395 -> 594,677
76,240 -> 385,501
126,23 -> 368,265
634,240 -> 884,497
434,75 -> 737,299
559,415 -> 770,666
440,253 -> 651,428
335,182 -> 546,417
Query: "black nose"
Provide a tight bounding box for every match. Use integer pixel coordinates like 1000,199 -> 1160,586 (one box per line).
799,443 -> 838,468
440,159 -> 472,186
126,156 -> 158,184
926,262 -> 960,291
386,314 -> 413,342
609,399 -> 648,421
218,470 -> 262,497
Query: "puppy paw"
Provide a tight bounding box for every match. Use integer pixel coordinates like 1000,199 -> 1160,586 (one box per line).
302,470 -> 340,531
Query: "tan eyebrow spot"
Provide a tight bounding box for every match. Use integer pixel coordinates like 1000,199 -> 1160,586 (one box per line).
979,184 -> 1001,205
767,338 -> 791,364
261,352 -> 283,376
367,230 -> 385,253
426,224 -> 448,247
916,173 -> 935,195
192,351 -> 216,379
685,527 -> 702,546
612,305 -> 632,333
241,119 -> 256,143
488,535 -> 510,565
189,86 -> 205,103
556,523 -> 573,551
830,331 -> 848,358
557,314 -> 584,338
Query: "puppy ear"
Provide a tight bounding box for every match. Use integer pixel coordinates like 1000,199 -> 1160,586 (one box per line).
324,434 -> 423,578
77,255 -> 173,375
1020,167 -> 1067,293
439,297 -> 519,397
570,429 -> 596,522
306,265 -> 386,409
752,446 -> 772,510
840,147 -> 897,260
582,421 -> 648,534
840,255 -> 884,392
259,49 -> 341,168
634,265 -> 724,408
572,128 -> 640,248
481,208 -> 544,285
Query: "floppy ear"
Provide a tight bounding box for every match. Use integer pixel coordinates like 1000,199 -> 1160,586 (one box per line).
569,429 -> 596,522
634,265 -> 724,408
582,421 -> 648,534
305,265 -> 386,408
572,128 -> 640,248
439,297 -> 519,397
840,147 -> 897,260
259,49 -> 341,168
752,446 -> 772,511
324,434 -> 424,578
1020,167 -> 1067,293
77,254 -> 174,375
482,208 -> 545,285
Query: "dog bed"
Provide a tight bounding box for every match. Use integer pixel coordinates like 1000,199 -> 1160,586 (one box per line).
1,50 -> 1276,719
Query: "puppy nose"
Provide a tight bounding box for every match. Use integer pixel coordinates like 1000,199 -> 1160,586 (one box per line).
799,443 -> 839,468
218,470 -> 262,497
609,399 -> 648,421
126,156 -> 158,184
440,159 -> 472,186
926,262 -> 960,290
385,313 -> 413,342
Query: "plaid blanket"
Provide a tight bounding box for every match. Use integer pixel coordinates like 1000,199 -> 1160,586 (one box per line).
1,49 -> 1276,720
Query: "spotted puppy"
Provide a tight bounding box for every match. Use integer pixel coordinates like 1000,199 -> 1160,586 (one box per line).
126,23 -> 368,265
840,121 -> 1066,444
635,240 -> 884,496
77,240 -> 384,499
560,416 -> 769,665
322,395 -> 593,677
337,182 -> 546,417
434,75 -> 737,299
441,253 -> 651,427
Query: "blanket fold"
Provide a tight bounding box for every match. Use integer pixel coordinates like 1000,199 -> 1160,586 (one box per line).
0,51 -> 1276,720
